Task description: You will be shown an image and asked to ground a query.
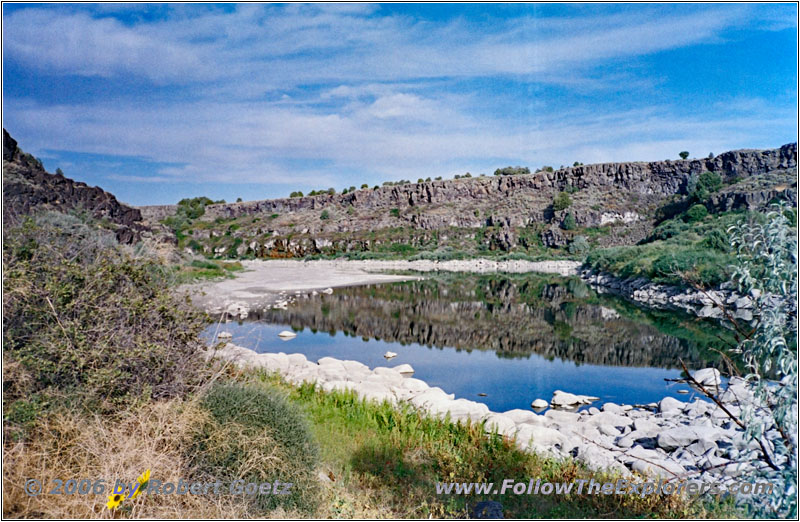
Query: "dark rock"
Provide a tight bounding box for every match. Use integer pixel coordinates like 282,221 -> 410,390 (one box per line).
542,227 -> 568,248
472,501 -> 503,519
2,129 -> 149,244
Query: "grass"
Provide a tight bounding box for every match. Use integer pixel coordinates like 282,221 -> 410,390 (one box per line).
585,210 -> 760,287
171,258 -> 244,284
243,371 -> 737,519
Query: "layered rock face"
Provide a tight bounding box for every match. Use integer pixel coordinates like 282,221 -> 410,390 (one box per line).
2,129 -> 149,243
177,143 -> 795,258
204,143 -> 796,221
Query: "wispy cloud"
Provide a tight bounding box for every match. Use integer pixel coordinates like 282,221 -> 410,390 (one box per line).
2,3 -> 796,204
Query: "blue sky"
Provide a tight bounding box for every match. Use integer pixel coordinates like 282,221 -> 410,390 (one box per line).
2,3 -> 797,205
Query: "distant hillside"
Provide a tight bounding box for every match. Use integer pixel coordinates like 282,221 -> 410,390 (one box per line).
3,129 -> 149,243
145,143 -> 796,259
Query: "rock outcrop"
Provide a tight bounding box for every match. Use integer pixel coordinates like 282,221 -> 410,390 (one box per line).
175,144 -> 796,259
2,129 -> 149,243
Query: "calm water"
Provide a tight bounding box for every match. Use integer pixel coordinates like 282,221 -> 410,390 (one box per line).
203,274 -> 732,412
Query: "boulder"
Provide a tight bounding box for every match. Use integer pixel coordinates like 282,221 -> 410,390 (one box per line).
516,424 -> 569,452
372,367 -> 405,385
551,390 -> 598,408
657,425 -> 723,451
658,397 -> 685,414
631,458 -> 686,479
531,398 -> 549,409
483,414 -> 517,436
503,409 -> 540,424
392,363 -> 415,375
585,411 -> 633,429
691,368 -> 722,387
399,378 -> 429,392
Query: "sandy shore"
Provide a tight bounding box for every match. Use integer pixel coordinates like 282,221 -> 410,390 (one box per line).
188,258 -> 581,313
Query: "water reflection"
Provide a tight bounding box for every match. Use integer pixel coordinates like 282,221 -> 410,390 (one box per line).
242,274 -> 731,370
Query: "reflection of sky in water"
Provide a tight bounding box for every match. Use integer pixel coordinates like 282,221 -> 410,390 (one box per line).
203,321 -> 704,412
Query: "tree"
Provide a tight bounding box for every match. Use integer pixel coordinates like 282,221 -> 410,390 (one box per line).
713,204 -> 796,516
561,213 -> 577,230
552,191 -> 572,212
320,210 -> 330,220
361,184 -> 368,189
236,197 -> 243,202
679,151 -> 690,160
55,167 -> 64,176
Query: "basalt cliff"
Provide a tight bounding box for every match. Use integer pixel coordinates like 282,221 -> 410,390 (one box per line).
3,129 -> 149,244
139,143 -> 796,258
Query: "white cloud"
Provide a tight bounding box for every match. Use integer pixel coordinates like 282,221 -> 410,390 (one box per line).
2,3 -> 796,201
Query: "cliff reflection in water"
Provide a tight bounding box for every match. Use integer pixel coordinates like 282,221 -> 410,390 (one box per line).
246,274 -> 730,370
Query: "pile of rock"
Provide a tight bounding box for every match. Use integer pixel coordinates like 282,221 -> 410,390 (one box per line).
210,344 -> 781,490
582,269 -> 762,320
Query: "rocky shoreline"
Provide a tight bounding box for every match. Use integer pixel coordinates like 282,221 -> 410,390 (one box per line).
579,268 -> 756,320
210,341 -> 780,494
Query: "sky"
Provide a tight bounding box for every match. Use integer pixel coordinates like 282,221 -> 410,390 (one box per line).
2,3 -> 797,206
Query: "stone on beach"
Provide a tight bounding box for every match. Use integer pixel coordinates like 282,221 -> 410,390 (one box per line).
658,396 -> 685,414
278,330 -> 297,339
210,341 -> 765,493
530,398 -> 549,409
691,368 -> 722,387
392,363 -> 415,375
550,390 -> 599,408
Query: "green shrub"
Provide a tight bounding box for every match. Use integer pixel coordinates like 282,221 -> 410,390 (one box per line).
567,235 -> 589,255
685,204 -> 708,222
194,382 -> 319,514
650,219 -> 686,241
191,259 -> 220,270
651,249 -> 729,286
388,243 -> 416,255
320,210 -> 330,220
561,213 -> 576,230
3,213 -> 209,416
389,208 -> 400,217
690,171 -> 723,201
703,229 -> 730,252
552,192 -> 572,212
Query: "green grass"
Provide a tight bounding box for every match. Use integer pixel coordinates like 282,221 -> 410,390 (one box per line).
586,210 -> 762,287
171,258 -> 244,283
244,371 -> 736,519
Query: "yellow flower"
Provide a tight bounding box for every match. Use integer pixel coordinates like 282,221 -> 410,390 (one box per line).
106,493 -> 125,510
130,469 -> 151,500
